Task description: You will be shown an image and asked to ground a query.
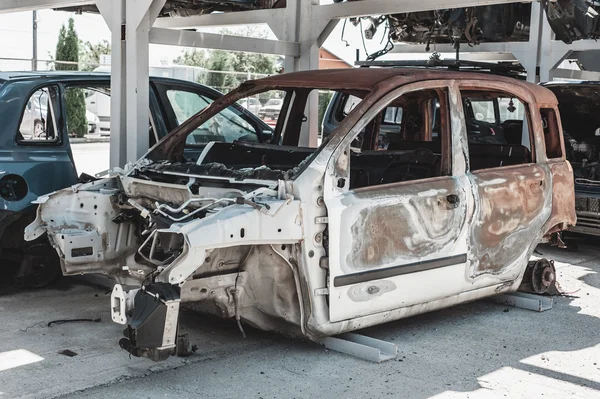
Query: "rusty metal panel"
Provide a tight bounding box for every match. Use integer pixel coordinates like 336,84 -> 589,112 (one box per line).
326,175 -> 471,322
468,165 -> 550,277
544,161 -> 576,236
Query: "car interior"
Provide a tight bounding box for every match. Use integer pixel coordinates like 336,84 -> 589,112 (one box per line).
337,89 -> 534,190
172,87 -> 534,188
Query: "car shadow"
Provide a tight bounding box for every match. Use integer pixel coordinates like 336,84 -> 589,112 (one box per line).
340,242 -> 600,398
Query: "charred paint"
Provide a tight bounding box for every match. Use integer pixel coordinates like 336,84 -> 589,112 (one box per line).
346,177 -> 466,271
348,280 -> 397,302
545,161 -> 576,235
469,165 -> 548,275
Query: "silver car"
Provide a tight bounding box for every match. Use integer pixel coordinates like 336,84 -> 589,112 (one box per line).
238,97 -> 262,115
19,90 -> 49,139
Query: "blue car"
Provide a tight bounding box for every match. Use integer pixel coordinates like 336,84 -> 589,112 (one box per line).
0,71 -> 272,287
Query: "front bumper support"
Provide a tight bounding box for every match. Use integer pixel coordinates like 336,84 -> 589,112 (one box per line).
118,283 -> 181,361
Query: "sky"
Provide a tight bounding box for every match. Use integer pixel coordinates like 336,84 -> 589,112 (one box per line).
0,1 -> 420,72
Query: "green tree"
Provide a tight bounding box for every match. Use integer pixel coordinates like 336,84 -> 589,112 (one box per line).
318,91 -> 333,134
79,39 -> 111,71
205,50 -> 236,92
173,26 -> 278,91
55,18 -> 87,138
174,49 -> 207,69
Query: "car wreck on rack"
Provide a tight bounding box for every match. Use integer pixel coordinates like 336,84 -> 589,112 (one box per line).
544,82 -> 600,236
26,69 -> 575,361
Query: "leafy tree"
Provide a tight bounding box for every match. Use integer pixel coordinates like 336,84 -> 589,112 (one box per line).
205,50 -> 236,92
173,26 -> 278,92
174,49 -> 207,69
55,18 -> 87,138
318,92 -> 333,134
79,39 -> 111,72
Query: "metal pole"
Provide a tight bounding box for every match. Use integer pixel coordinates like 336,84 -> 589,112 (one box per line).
32,10 -> 38,71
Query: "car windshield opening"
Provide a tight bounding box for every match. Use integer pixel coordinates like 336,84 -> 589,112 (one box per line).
141,87 -> 371,182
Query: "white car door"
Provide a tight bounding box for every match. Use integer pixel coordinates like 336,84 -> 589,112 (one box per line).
324,81 -> 474,322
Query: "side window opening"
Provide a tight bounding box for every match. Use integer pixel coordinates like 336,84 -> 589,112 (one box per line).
341,95 -> 362,120
348,88 -> 449,190
461,90 -> 534,171
165,89 -> 262,145
17,86 -> 60,144
541,108 -> 563,159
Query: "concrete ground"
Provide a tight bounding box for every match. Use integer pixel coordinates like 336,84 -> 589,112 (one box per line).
1,240 -> 599,399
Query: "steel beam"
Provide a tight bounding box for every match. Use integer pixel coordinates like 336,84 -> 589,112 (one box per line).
0,0 -> 93,14
322,333 -> 398,363
97,0 -> 165,167
97,0 -> 126,168
125,0 -> 166,164
491,292 -> 553,312
391,42 -> 530,54
149,28 -> 300,56
153,8 -> 285,29
553,68 -> 600,81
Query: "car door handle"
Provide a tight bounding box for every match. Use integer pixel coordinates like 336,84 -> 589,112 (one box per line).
439,194 -> 460,209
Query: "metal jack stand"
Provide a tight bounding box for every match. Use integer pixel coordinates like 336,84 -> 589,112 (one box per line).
321,332 -> 398,363
491,291 -> 553,312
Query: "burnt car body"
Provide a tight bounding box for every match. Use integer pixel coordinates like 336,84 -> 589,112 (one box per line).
544,82 -> 600,235
26,69 -> 575,361
0,72 -> 271,287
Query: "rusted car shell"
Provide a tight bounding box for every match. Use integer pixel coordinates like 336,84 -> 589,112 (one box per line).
139,69 -> 577,335
26,68 -> 576,358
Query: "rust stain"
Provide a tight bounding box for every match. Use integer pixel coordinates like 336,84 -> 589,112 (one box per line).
470,166 -> 547,275
347,178 -> 465,270
545,161 -> 576,236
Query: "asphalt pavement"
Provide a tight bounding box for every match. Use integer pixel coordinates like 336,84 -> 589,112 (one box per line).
2,143 -> 600,399
1,241 -> 599,399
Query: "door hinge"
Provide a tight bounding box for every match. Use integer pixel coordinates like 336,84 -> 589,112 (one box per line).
315,216 -> 329,224
314,288 -> 329,296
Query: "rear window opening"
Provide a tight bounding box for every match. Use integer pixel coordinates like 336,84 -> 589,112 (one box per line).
346,88 -> 449,189
461,90 -> 534,171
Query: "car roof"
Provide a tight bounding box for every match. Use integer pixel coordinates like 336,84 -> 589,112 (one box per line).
0,71 -> 110,80
244,68 -> 557,104
0,71 -> 217,90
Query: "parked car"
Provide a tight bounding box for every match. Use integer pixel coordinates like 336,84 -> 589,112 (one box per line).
84,88 -> 111,135
27,68 -> 575,361
238,97 -> 262,115
86,109 -> 100,134
543,82 -> 600,236
258,98 -> 283,120
0,71 -> 271,287
18,90 -> 48,139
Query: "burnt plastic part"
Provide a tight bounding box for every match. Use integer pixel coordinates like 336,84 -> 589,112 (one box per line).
518,258 -> 557,295
111,209 -> 139,224
78,173 -> 97,184
120,283 -> 181,362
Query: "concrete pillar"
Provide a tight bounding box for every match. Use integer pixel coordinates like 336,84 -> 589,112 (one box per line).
270,0 -> 336,148
97,0 -> 127,168
97,0 -> 166,167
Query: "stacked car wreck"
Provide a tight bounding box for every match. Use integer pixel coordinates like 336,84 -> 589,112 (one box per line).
26,69 -> 576,361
